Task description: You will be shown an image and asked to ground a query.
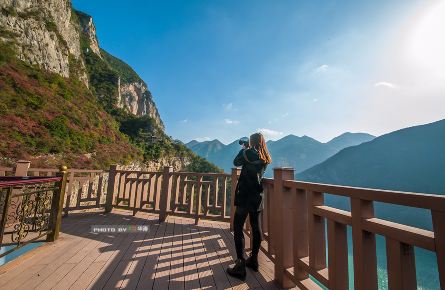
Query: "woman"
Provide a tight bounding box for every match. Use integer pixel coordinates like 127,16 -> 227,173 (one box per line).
226,132 -> 272,280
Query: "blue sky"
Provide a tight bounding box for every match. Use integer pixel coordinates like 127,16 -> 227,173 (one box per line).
72,0 -> 445,144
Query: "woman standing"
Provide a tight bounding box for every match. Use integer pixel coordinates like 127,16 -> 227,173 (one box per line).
226,132 -> 272,280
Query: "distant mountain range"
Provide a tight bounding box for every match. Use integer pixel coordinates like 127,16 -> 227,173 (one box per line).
299,119 -> 445,229
186,132 -> 375,175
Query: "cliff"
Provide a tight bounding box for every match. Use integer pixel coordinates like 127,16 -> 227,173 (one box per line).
0,0 -> 218,172
0,0 -> 88,85
76,10 -> 163,129
0,1 -> 163,128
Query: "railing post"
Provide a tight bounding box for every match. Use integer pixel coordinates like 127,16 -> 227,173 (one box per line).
159,166 -> 173,222
351,198 -> 378,290
328,220 -> 349,290
221,176 -> 228,219
432,210 -> 445,289
230,168 -> 241,231
308,191 -> 326,270
14,160 -> 30,176
63,170 -> 75,216
195,176 -> 203,225
0,187 -> 13,244
386,239 -> 416,290
47,166 -> 68,242
105,164 -> 118,213
11,161 -> 31,218
293,189 -> 309,280
273,167 -> 296,288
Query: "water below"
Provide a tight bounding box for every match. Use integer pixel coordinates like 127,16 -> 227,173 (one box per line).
0,242 -> 44,266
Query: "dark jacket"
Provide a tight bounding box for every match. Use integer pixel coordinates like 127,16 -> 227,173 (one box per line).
233,148 -> 267,211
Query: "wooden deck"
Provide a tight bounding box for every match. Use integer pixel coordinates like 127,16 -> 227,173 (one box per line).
0,209 -> 286,290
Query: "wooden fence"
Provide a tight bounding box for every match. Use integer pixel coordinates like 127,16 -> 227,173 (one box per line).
254,167 -> 445,290
107,165 -> 234,224
1,161 -> 445,289
0,161 -> 107,216
0,163 -> 236,224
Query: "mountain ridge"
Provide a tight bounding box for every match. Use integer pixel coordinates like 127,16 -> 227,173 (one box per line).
186,132 -> 375,174
299,119 -> 445,194
297,119 -> 445,230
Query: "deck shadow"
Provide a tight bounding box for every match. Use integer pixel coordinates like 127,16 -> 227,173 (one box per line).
56,209 -> 281,289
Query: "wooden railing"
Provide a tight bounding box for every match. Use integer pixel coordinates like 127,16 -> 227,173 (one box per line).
0,162 -> 107,216
107,166 -> 233,224
0,167 -> 67,258
2,161 -> 445,289
63,169 -> 106,215
252,167 -> 445,290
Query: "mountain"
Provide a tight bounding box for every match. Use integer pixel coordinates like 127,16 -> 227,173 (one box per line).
189,139 -> 225,157
299,120 -> 445,194
299,119 -> 445,229
186,133 -> 375,175
326,132 -> 376,152
76,10 -> 163,129
0,0 -> 220,172
186,139 -> 241,173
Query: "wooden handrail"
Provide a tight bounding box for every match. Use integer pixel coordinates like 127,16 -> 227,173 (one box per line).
0,176 -> 61,188
106,166 -> 234,224
256,169 -> 445,290
3,161 -> 444,289
283,180 -> 445,210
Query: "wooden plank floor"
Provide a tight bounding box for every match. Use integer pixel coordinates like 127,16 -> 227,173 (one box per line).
0,209 -> 289,290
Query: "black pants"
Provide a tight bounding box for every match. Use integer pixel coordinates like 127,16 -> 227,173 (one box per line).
233,206 -> 263,260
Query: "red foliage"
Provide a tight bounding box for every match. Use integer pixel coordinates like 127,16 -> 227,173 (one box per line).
1,114 -> 43,136
0,65 -> 52,97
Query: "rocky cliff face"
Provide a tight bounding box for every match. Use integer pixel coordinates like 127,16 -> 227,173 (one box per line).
76,10 -> 101,57
0,0 -> 88,86
0,0 -> 218,172
119,81 -> 162,121
76,11 -> 164,129
0,0 -> 163,129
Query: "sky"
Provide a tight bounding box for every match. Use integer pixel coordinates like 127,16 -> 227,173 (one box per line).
72,0 -> 445,144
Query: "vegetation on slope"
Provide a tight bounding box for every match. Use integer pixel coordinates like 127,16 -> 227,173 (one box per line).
0,41 -> 141,168
0,24 -> 221,173
74,16 -> 221,173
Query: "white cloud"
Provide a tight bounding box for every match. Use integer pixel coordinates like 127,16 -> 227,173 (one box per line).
180,119 -> 189,123
313,98 -> 318,102
374,81 -> 397,89
224,118 -> 239,125
313,64 -> 329,75
257,128 -> 284,140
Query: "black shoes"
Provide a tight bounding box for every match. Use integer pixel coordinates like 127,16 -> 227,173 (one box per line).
226,259 -> 246,280
245,255 -> 259,272
226,255 -> 259,280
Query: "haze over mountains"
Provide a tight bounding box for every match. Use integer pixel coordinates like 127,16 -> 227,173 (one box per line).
186,132 -> 375,175
299,119 -> 445,195
298,119 -> 445,230
187,119 -> 445,230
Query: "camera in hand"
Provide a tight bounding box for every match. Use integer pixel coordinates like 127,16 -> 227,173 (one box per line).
238,137 -> 249,148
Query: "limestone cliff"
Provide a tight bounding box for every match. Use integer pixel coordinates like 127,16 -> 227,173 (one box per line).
0,0 -> 88,86
76,11 -> 164,129
0,1 -> 163,129
0,0 -> 219,173
76,10 -> 101,57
